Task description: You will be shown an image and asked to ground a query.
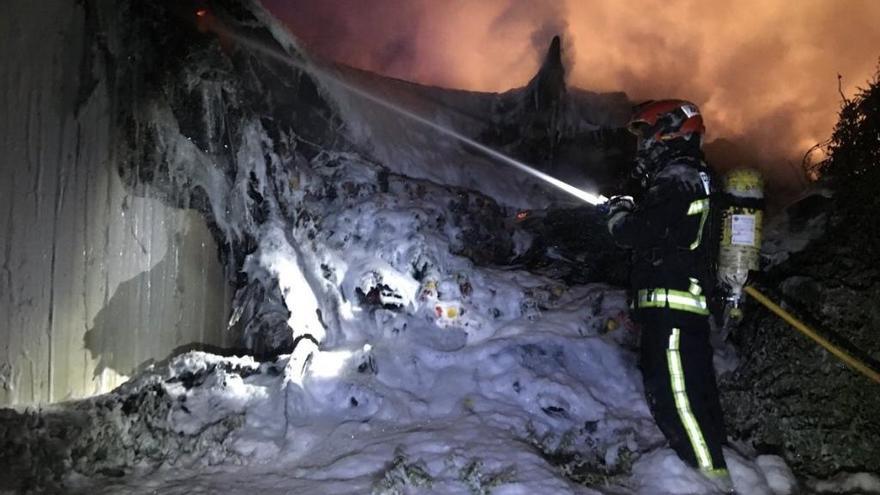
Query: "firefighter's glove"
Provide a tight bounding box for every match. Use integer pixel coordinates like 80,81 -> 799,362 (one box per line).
606,195 -> 634,216
605,195 -> 634,236
597,195 -> 633,215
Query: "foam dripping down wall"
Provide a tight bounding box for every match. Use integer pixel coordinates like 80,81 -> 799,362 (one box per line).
0,1 -> 232,407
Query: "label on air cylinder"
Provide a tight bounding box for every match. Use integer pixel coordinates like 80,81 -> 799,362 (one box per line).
731,214 -> 756,246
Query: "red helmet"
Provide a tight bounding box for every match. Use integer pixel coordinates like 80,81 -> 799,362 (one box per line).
627,99 -> 705,143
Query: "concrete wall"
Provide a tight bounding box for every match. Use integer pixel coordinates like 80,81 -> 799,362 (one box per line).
0,1 -> 232,406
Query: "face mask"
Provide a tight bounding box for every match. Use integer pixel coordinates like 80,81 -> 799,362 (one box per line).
636,136 -> 654,154
632,137 -> 660,187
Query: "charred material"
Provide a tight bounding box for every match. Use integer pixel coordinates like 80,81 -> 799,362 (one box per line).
479,36 -> 635,190
514,206 -> 629,287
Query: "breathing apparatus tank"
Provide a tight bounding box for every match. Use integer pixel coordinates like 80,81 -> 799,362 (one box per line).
717,169 -> 764,321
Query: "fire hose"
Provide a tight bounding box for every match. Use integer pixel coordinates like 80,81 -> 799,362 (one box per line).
744,285 -> 880,384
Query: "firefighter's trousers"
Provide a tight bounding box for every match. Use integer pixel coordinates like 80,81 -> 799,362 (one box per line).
636,307 -> 728,472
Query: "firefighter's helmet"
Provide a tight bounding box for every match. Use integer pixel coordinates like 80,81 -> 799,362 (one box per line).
627,99 -> 705,143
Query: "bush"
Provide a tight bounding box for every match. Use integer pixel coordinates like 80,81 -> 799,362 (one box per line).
820,63 -> 880,253
823,65 -> 880,194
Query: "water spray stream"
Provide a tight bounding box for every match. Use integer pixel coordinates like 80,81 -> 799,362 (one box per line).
203,15 -> 608,206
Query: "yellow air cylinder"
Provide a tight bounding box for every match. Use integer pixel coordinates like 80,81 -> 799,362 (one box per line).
717,169 -> 764,318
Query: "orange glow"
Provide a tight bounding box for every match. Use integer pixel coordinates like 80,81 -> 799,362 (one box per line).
264,0 -> 880,191
195,8 -> 211,34
515,210 -> 530,222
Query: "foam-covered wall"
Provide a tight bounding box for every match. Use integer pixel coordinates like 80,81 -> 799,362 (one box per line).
0,1 -> 232,406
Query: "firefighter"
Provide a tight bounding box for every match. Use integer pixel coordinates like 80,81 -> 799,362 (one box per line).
606,100 -> 734,492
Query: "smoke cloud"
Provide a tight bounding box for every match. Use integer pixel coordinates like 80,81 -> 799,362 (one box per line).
263,0 -> 880,194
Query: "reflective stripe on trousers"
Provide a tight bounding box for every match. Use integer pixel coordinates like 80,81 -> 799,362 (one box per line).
667,328 -> 714,471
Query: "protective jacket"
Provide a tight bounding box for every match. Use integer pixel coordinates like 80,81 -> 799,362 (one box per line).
608,151 -> 715,315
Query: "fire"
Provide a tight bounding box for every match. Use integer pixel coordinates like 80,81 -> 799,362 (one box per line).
195,8 -> 208,18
